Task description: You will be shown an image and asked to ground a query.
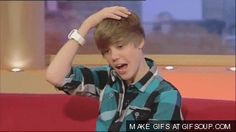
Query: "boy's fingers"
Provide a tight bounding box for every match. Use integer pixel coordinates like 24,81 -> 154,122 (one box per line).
108,14 -> 121,20
116,6 -> 131,15
114,11 -> 129,18
100,6 -> 131,20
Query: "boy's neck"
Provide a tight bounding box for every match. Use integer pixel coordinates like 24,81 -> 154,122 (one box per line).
127,58 -> 149,86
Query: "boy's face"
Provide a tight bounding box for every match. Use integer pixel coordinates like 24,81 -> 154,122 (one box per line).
103,41 -> 144,82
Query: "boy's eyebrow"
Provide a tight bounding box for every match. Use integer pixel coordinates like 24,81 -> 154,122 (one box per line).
112,39 -> 123,44
114,39 -> 130,45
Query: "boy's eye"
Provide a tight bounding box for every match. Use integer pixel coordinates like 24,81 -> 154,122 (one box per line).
103,49 -> 110,54
117,45 -> 123,49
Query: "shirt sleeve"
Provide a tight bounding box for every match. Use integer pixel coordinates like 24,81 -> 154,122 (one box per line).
56,65 -> 110,97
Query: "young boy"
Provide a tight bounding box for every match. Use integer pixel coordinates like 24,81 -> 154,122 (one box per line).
46,6 -> 182,131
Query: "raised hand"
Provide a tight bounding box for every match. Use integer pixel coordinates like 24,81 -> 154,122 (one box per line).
79,6 -> 131,37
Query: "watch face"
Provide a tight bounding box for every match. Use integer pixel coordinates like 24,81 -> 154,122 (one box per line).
68,29 -> 76,38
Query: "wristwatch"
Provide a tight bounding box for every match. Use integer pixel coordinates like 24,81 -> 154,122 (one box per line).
68,29 -> 86,46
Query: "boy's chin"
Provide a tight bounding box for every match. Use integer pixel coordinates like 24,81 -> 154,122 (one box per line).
119,74 -> 134,83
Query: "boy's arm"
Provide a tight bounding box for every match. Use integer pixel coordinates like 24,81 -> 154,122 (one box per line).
46,6 -> 131,87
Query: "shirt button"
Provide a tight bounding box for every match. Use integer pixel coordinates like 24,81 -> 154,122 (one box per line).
129,85 -> 135,89
135,112 -> 140,118
125,102 -> 129,106
111,75 -> 115,82
109,93 -> 114,98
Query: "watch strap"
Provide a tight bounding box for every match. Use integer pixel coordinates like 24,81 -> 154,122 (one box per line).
68,29 -> 86,46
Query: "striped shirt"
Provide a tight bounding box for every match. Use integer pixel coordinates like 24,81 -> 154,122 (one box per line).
57,58 -> 182,131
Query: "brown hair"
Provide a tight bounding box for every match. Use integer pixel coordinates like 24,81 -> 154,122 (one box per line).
94,12 -> 145,54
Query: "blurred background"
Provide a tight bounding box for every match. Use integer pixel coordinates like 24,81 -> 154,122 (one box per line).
45,0 -> 235,55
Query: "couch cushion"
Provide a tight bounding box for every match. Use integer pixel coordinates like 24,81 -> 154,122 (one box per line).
0,94 -> 98,131
0,94 -> 235,131
182,98 -> 236,120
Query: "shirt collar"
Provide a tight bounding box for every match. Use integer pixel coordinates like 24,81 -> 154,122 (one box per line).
132,58 -> 159,92
110,58 -> 160,93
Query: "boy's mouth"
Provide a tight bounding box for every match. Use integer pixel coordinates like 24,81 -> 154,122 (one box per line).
115,63 -> 128,74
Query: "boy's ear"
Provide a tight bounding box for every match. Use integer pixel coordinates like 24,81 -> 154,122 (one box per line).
138,38 -> 145,49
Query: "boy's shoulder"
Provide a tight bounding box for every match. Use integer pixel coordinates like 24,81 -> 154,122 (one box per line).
153,75 -> 180,94
72,65 -> 111,72
159,79 -> 178,91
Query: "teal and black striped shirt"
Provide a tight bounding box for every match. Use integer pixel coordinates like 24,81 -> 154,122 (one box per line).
57,58 -> 183,131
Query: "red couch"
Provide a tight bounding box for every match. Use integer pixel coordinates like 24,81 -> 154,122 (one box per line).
0,94 -> 235,131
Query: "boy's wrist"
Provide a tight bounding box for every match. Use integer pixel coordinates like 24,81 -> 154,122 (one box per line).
68,29 -> 86,46
78,21 -> 92,37
67,20 -> 93,46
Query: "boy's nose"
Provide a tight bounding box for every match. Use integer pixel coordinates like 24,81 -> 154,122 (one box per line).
111,50 -> 120,61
